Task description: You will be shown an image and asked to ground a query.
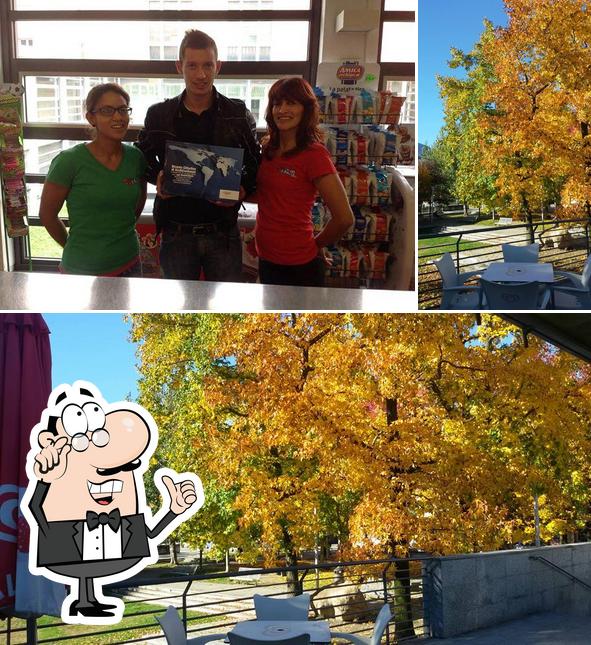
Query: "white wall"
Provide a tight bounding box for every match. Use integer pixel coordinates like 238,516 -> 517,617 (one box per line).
319,0 -> 382,64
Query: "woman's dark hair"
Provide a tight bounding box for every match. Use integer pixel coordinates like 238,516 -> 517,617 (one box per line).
85,83 -> 130,114
264,77 -> 322,158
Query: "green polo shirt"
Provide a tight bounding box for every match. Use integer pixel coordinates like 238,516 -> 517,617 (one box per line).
46,143 -> 146,275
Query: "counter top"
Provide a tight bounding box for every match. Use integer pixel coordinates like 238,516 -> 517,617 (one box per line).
0,271 -> 416,312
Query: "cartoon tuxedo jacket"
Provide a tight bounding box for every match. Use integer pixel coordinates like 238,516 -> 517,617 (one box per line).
29,481 -> 176,567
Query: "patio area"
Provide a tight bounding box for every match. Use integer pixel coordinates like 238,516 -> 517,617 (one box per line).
419,218 -> 591,309
1,559 -> 426,644
6,543 -> 591,644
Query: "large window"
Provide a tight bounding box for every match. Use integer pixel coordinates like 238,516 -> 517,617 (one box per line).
2,0 -> 320,269
15,21 -> 310,61
384,0 -> 416,9
378,0 -> 416,185
15,1 -> 311,9
379,0 -> 415,118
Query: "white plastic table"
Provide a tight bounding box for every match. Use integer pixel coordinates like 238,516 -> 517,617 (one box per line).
230,620 -> 331,643
482,262 -> 554,283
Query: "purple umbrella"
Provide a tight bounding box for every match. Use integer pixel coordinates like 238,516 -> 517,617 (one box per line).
0,313 -> 64,622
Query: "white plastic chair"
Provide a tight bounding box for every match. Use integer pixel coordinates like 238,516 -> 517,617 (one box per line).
228,633 -> 310,645
330,603 -> 392,645
480,279 -> 550,310
253,593 -> 310,621
551,255 -> 591,309
433,252 -> 482,309
157,605 -> 227,645
501,242 -> 540,263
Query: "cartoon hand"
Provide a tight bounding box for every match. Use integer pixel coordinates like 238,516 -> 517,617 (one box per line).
33,436 -> 71,482
162,475 -> 197,515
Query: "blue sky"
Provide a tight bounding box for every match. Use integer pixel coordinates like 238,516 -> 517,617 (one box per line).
419,0 -> 508,146
43,314 -> 140,403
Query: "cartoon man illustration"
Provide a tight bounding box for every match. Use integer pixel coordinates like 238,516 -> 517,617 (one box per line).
21,381 -> 204,624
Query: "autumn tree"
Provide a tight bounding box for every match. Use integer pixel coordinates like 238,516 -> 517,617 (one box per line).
131,314 -> 591,554
479,0 -> 591,221
436,21 -> 500,214
418,145 -> 453,207
131,314 -> 591,636
132,314 -> 241,566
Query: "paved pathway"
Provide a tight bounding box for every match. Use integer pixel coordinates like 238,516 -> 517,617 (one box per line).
130,577 -> 305,644
415,612 -> 591,644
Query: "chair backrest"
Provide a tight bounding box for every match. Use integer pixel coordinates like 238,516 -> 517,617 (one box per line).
433,252 -> 458,287
157,605 -> 187,645
370,604 -> 393,645
581,254 -> 591,290
502,243 -> 540,263
253,593 -> 310,621
480,279 -> 541,310
228,633 -> 310,645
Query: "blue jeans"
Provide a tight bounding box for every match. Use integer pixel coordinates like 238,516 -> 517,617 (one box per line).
159,224 -> 243,282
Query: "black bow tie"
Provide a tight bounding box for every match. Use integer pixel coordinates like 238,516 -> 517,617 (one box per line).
85,509 -> 121,532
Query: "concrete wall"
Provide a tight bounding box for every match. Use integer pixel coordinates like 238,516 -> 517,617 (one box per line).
423,543 -> 591,638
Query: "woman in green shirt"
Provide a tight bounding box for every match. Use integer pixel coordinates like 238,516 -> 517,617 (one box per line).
39,83 -> 147,276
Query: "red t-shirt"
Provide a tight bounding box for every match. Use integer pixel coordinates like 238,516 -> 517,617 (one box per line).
255,143 -> 337,265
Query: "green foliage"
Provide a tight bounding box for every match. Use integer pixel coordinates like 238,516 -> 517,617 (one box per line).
435,20 -> 500,212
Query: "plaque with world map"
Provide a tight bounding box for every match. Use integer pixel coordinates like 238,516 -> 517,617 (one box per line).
163,140 -> 244,202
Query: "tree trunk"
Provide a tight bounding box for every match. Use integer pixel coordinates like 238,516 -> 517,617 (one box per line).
393,560 -> 416,639
282,523 -> 302,595
521,193 -> 535,243
582,123 -> 591,221
285,549 -> 301,595
169,541 -> 178,565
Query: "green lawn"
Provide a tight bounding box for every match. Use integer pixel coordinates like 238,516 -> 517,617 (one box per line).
28,226 -> 65,259
418,236 -> 489,261
3,601 -> 217,645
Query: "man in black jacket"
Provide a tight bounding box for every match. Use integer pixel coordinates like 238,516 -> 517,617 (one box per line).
136,29 -> 260,282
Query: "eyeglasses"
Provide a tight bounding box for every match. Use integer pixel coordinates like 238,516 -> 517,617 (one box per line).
92,106 -> 132,117
71,429 -> 110,452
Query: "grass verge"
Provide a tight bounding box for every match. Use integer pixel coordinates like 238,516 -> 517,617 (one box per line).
4,601 -> 217,645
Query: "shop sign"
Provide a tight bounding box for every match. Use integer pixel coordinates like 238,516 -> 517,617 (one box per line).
336,60 -> 365,85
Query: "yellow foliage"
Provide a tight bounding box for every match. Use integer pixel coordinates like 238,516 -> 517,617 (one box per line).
130,314 -> 591,560
473,0 -> 591,217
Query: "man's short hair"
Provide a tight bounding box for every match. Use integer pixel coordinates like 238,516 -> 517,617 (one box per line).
179,29 -> 218,61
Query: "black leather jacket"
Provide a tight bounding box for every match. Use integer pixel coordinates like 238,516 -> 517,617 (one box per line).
136,88 -> 261,231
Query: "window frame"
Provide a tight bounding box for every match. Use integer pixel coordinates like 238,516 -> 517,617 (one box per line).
378,0 -> 416,183
1,1 -> 322,270
377,0 -> 415,87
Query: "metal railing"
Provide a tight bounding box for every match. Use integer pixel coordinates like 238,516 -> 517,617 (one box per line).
418,217 -> 591,309
1,558 -> 430,644
529,556 -> 591,593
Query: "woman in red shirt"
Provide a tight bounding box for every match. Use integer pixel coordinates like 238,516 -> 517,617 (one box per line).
254,77 -> 354,287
